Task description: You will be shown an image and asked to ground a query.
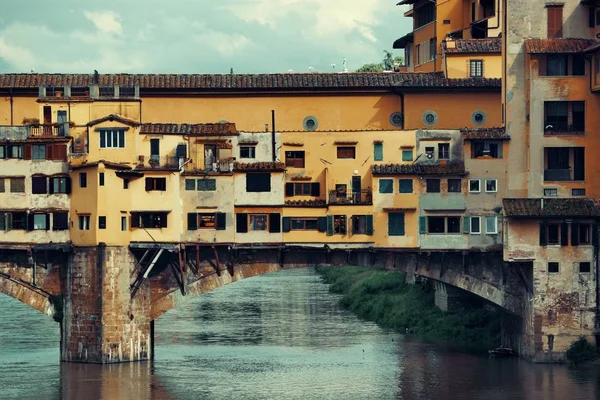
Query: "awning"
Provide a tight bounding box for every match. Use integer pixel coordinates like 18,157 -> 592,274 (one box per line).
393,33 -> 414,49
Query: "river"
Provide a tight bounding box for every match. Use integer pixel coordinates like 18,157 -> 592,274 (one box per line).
0,268 -> 599,400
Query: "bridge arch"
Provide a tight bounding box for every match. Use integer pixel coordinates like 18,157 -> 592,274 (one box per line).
0,273 -> 56,318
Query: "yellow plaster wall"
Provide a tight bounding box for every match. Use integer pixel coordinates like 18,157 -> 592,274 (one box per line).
69,167 -> 99,246
445,54 -> 502,79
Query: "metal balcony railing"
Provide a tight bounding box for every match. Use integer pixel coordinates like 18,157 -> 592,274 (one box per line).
328,189 -> 372,205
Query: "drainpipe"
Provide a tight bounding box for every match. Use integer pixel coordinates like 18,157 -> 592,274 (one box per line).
9,88 -> 13,125
271,110 -> 276,162
400,92 -> 406,129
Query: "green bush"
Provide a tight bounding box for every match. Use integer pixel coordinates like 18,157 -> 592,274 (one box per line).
316,266 -> 500,347
566,337 -> 599,366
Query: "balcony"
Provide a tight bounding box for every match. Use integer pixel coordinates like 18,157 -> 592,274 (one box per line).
137,155 -> 181,170
544,169 -> 572,181
29,124 -> 69,137
328,189 -> 373,205
543,123 -> 584,136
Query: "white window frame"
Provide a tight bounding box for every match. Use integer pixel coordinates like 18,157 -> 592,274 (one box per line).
543,188 -> 558,197
470,216 -> 481,234
78,215 -> 90,230
485,179 -> 497,193
99,129 -> 126,149
485,216 -> 498,234
469,179 -> 481,193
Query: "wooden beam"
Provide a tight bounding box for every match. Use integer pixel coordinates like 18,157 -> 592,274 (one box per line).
195,245 -> 200,276
169,263 -> 185,296
211,246 -> 221,276
131,249 -> 151,278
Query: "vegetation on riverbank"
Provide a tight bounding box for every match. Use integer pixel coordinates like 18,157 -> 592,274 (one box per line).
566,337 -> 599,367
316,266 -> 500,347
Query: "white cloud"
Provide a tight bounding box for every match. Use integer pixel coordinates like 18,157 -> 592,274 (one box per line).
83,10 -> 123,35
0,37 -> 35,71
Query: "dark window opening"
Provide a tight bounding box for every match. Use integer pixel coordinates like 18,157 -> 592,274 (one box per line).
548,262 -> 559,273
427,217 -> 446,234
544,101 -> 584,133
472,141 -> 501,158
337,146 -> 356,159
399,179 -> 413,193
52,213 -> 69,231
438,143 -> 450,160
145,177 -> 167,191
290,218 -> 318,231
246,173 -> 271,192
426,179 -> 441,193
580,262 -> 591,273
79,172 -> 87,188
448,217 -> 461,233
99,216 -> 106,230
123,179 -> 129,189
285,151 -> 305,168
352,215 -> 368,235
240,146 -> 256,159
334,215 -> 347,235
132,212 -> 168,229
416,2 -> 435,28
32,176 -> 47,194
99,172 -> 105,186
150,138 -> 160,157
448,179 -> 461,193
547,223 -> 560,245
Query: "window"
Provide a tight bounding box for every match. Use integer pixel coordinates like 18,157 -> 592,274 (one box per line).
448,217 -> 461,233
548,262 -> 559,273
249,214 -> 268,231
448,179 -> 461,193
197,179 -> 217,191
420,216 -> 459,234
485,179 -> 497,193
426,179 -> 441,193
123,179 -> 129,189
333,215 -> 347,235
80,173 -> 87,188
416,2 -> 435,28
541,222 -> 562,245
352,215 -> 373,235
429,38 -> 436,61
145,177 -> 167,191
150,138 -> 160,157
131,212 -> 168,229
402,149 -> 413,161
427,217 -> 445,234
50,177 -> 69,194
374,143 -> 383,161
438,143 -> 450,160
337,147 -> 356,159
185,179 -> 196,190
544,101 -> 584,133
546,55 -> 567,76
580,262 -> 591,273
294,183 -> 311,195
425,147 -> 435,158
388,212 -> 405,236
99,129 -> 125,148
32,176 -> 47,194
98,216 -> 106,229
486,216 -> 498,234
32,144 -> 46,160
290,218 -> 318,231
285,151 -> 305,168
548,334 -> 555,351
240,146 -> 256,159
32,214 -> 48,230
0,179 -> 4,193
544,147 -> 585,181
7,145 -> 23,159
470,216 -> 481,234
0,145 -> 4,159
246,173 -> 271,192
78,215 -> 90,231
285,182 -> 320,197
472,141 -> 502,158
572,188 -> 586,196
547,6 -> 563,39
573,223 -> 592,245
198,213 -> 216,229
399,179 -> 413,193
99,173 -> 105,186
544,188 -> 558,197
469,179 -> 481,193
52,213 -> 68,231
121,216 -> 127,231
379,179 -> 393,194
10,178 -> 25,193
469,60 -> 483,77
573,54 -> 586,76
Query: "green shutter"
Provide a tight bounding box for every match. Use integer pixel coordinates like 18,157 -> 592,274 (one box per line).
366,215 -> 374,235
326,215 -> 334,236
399,179 -> 413,193
419,216 -> 427,234
318,217 -> 327,232
282,217 -> 291,232
389,213 -> 405,236
402,149 -> 413,161
185,179 -> 195,190
463,216 -> 470,234
374,143 -> 383,161
379,179 -> 393,194
0,212 -> 4,231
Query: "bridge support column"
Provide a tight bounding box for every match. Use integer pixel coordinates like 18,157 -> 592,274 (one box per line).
433,281 -> 477,312
61,245 -> 152,363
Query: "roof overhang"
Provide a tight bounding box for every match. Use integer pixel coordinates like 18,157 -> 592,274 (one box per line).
393,33 -> 414,49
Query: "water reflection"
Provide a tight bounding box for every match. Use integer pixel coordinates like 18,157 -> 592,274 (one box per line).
1,268 -> 600,400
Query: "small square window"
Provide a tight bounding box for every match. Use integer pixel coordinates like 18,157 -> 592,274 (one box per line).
438,143 -> 450,160
402,149 -> 413,161
379,179 -> 393,194
548,262 -> 559,273
99,216 -> 106,230
580,262 -> 591,273
470,216 -> 481,234
448,179 -> 461,193
185,179 -> 196,191
486,216 -> 498,234
337,146 -> 356,159
99,173 -> 105,186
426,179 -> 440,193
249,214 -> 268,231
469,179 -> 481,193
544,188 -> 558,197
399,179 -> 413,193
485,179 -> 497,193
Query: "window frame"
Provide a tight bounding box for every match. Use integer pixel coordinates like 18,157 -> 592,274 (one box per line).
99,129 -> 126,149
246,173 -> 271,193
290,218 -> 319,231
78,215 -> 91,231
336,146 -> 356,159
485,179 -> 497,193
379,179 -> 394,194
32,213 -> 48,230
10,177 -> 25,193
548,262 -> 560,273
401,149 -> 414,161
470,216 -> 481,235
240,146 -> 256,159
438,143 -> 450,160
249,214 -> 268,231
468,179 -> 481,193
469,59 -> 483,77
32,144 -> 46,160
426,178 -> 441,193
485,216 -> 498,234
448,178 -> 461,193
399,179 -> 413,194
285,151 -> 306,168
580,261 -> 591,273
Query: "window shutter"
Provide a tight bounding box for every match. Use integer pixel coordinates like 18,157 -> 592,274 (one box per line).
285,183 -> 294,197
571,223 -> 579,246
269,213 -> 281,233
282,217 -> 291,232
160,214 -> 168,228
23,144 -> 32,160
27,213 -> 34,231
326,215 -> 334,236
145,178 -> 152,191
311,182 -> 320,196
318,217 -> 327,233
236,213 -> 248,233
48,178 -> 54,194
57,145 -> 67,161
463,216 -> 470,234
45,214 -> 50,231
130,213 -> 140,228
187,213 -> 197,230
374,143 -> 383,161
366,215 -> 374,236
560,222 -> 569,246
419,216 -> 427,234
216,213 -> 226,230
6,213 -> 12,231
539,222 -> 547,246
65,177 -> 71,194
159,178 -> 167,191
593,223 -> 598,246
47,145 -> 54,160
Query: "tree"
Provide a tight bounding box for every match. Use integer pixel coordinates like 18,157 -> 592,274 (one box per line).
356,50 -> 404,72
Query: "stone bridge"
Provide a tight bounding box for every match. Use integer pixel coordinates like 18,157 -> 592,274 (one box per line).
0,244 -> 530,364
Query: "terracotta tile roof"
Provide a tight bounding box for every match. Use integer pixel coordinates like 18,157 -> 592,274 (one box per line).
371,161 -> 467,176
461,128 -> 510,140
234,161 -> 286,172
70,160 -> 132,171
524,38 -> 596,54
140,122 -> 238,136
285,200 -> 327,207
87,114 -> 139,127
443,38 -> 501,54
583,41 -> 600,53
503,198 -> 600,218
0,73 -> 500,90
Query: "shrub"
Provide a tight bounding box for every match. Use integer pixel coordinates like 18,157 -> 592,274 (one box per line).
566,337 -> 599,366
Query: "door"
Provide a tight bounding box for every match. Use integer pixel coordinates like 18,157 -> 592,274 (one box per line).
204,145 -> 217,171
57,110 -> 67,136
150,139 -> 160,157
43,106 -> 52,135
351,176 -> 361,203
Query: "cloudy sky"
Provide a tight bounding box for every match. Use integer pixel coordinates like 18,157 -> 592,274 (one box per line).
0,0 -> 411,74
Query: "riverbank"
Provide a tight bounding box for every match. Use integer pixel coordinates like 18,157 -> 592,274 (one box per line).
316,266 -> 500,348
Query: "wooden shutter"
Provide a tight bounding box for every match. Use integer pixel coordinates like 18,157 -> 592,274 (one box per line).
311,182 -> 320,196
27,213 -> 34,231
45,214 -> 50,231
326,215 -> 334,236
463,216 -> 470,234
318,217 -> 327,233
145,178 -> 153,191
282,217 -> 291,232
366,215 -> 374,236
65,177 -> 71,194
285,183 -> 294,197
269,213 -> 281,233
23,144 -> 32,160
56,144 -> 67,161
158,178 -> 167,191
216,213 -> 226,230
236,213 -> 248,233
560,222 -> 569,246
32,176 -> 47,194
187,213 -> 197,230
419,216 -> 427,234
130,213 -> 140,228
160,213 -> 168,228
539,222 -> 547,246
571,223 -> 579,246
547,6 -> 563,39
47,144 -> 54,160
